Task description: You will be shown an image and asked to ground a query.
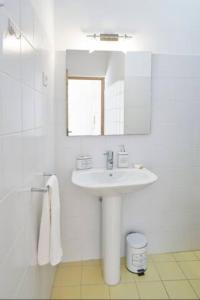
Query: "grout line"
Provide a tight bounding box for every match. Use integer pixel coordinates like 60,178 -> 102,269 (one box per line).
80,260 -> 83,297
185,279 -> 199,300
176,261 -> 189,280
0,126 -> 44,138
134,281 -> 141,300
152,259 -> 170,299
160,280 -> 171,299
108,285 -> 111,300
135,281 -> 141,299
193,252 -> 200,260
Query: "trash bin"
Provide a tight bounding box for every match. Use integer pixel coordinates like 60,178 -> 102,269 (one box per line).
126,233 -> 148,275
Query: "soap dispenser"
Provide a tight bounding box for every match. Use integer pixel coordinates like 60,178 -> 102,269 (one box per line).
118,145 -> 129,168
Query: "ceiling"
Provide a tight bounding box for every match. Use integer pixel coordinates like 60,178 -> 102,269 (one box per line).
54,0 -> 200,54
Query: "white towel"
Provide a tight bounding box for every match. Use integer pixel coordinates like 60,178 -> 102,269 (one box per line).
38,175 -> 63,266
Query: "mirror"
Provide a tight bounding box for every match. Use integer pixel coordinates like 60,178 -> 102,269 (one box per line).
66,50 -> 152,136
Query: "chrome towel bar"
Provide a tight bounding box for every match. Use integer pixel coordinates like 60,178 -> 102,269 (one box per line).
31,173 -> 55,192
31,187 -> 48,193
43,173 -> 55,177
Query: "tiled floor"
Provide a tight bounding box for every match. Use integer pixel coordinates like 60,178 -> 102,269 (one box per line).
51,251 -> 200,299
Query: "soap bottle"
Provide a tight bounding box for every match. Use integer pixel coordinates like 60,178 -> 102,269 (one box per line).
118,145 -> 129,168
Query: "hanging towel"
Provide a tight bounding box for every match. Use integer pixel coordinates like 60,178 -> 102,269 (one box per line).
38,175 -> 63,266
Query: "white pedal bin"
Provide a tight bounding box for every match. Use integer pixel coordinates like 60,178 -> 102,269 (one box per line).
126,233 -> 148,274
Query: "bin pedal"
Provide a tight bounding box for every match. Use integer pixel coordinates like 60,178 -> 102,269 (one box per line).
137,269 -> 145,276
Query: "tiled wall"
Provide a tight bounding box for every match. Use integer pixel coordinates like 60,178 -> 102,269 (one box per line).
0,0 -> 55,298
55,51 -> 200,262
104,52 -> 124,135
105,80 -> 124,135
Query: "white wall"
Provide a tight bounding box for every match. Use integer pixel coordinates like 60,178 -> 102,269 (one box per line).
0,0 -> 55,298
55,51 -> 200,262
105,52 -> 124,86
124,52 -> 152,134
66,50 -> 108,77
105,52 -> 125,135
55,0 -> 200,55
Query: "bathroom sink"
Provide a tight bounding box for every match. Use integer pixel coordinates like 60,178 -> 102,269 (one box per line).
72,168 -> 158,196
72,167 -> 158,286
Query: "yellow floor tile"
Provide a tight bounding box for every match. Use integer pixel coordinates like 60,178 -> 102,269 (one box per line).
146,255 -> 153,262
155,262 -> 185,280
82,259 -> 101,267
121,265 -> 138,282
54,266 -> 82,286
135,263 -> 160,282
190,279 -> 200,298
109,283 -> 139,299
121,263 -> 160,282
194,251 -> 200,259
81,285 -> 109,299
51,286 -> 81,299
164,280 -> 198,299
137,281 -> 168,299
121,257 -> 126,265
81,265 -> 104,285
151,253 -> 175,262
179,261 -> 200,279
58,261 -> 82,268
173,251 -> 197,261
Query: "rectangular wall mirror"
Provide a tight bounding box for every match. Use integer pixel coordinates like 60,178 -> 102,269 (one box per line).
66,50 -> 152,136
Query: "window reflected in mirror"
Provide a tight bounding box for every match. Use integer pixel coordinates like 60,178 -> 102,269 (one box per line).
68,77 -> 104,136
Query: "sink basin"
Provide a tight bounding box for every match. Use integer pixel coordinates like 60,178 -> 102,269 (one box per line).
72,167 -> 158,286
72,168 -> 158,196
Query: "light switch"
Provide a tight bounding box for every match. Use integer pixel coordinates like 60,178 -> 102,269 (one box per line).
42,72 -> 48,87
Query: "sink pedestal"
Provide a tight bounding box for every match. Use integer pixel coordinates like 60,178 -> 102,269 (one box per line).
102,196 -> 122,285
72,168 -> 158,286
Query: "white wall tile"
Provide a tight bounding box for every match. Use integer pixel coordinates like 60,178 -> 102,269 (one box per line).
35,91 -> 45,128
0,12 -> 21,80
2,0 -> 20,26
20,0 -> 34,46
0,191 -> 25,261
22,130 -> 37,186
0,73 -> 21,135
62,238 -> 82,262
14,267 -> 40,299
1,133 -> 23,197
21,36 -> 35,88
22,85 -> 35,130
0,229 -> 29,298
152,54 -> 200,78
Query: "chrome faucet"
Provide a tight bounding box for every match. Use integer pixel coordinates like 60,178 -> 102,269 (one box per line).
104,151 -> 114,170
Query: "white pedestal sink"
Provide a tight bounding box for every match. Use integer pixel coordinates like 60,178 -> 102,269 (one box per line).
72,168 -> 158,285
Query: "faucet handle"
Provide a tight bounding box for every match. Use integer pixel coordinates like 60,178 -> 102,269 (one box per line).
103,151 -> 110,156
104,151 -> 114,159
119,145 -> 126,152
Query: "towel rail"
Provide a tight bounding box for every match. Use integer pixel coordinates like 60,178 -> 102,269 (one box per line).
31,187 -> 48,193
31,173 -> 56,192
43,173 -> 55,177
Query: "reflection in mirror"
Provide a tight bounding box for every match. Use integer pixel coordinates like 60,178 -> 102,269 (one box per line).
66,50 -> 152,136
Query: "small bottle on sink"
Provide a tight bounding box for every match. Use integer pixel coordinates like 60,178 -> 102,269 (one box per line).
117,145 -> 129,168
76,155 -> 93,170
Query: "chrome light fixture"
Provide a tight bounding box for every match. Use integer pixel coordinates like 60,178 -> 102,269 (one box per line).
87,33 -> 133,42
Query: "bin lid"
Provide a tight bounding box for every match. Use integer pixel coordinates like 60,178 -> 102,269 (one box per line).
127,233 -> 148,249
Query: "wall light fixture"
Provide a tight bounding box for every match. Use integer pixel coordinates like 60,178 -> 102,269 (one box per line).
87,33 -> 133,42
